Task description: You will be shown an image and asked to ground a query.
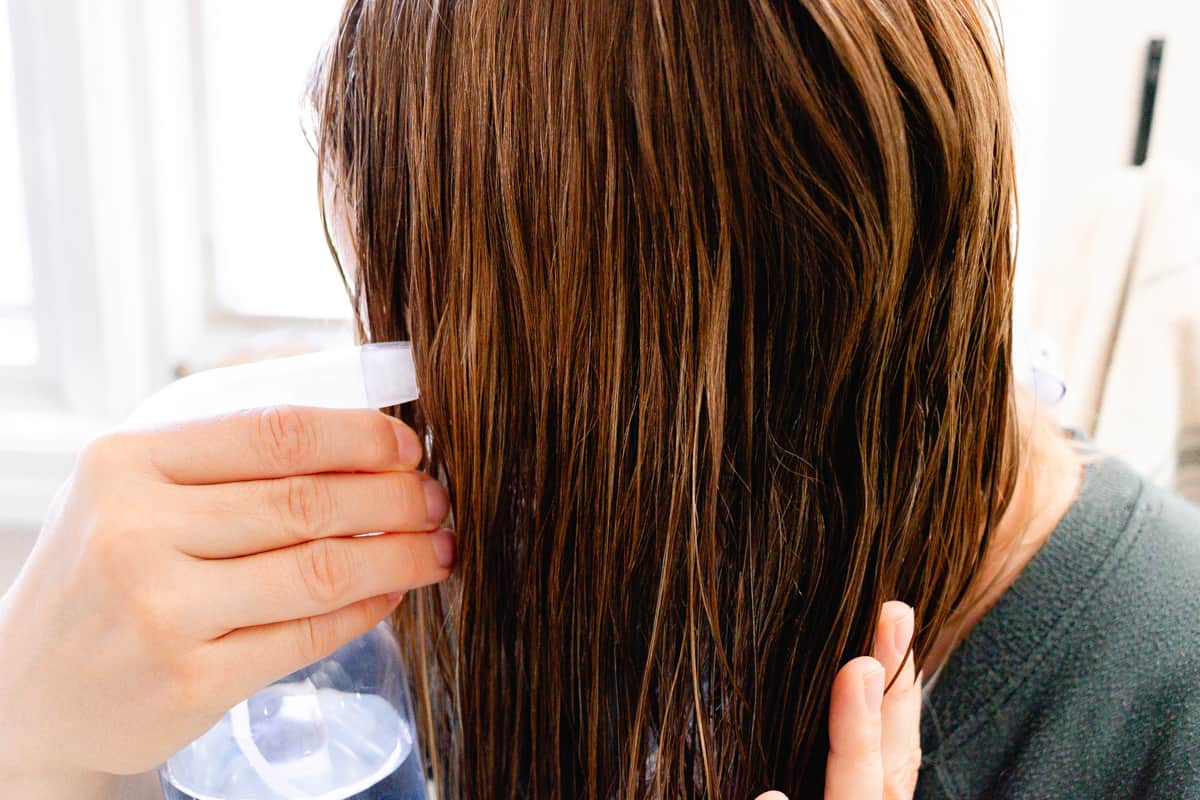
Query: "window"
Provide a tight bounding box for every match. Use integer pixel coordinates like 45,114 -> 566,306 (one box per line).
0,3 -> 36,367
199,1 -> 350,320
0,0 -> 355,527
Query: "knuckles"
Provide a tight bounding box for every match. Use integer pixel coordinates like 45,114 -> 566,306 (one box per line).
87,530 -> 177,637
77,503 -> 181,644
256,406 -> 319,473
294,614 -> 331,665
294,593 -> 384,665
280,475 -> 331,539
76,432 -> 136,481
161,648 -> 210,712
296,538 -> 353,606
86,518 -> 138,579
83,498 -> 150,582
124,587 -> 179,643
83,531 -> 211,716
73,433 -> 155,561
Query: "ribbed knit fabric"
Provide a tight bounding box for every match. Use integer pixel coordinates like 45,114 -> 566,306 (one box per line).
914,457 -> 1200,799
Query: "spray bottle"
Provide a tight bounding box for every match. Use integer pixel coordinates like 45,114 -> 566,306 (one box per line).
129,343 -> 429,800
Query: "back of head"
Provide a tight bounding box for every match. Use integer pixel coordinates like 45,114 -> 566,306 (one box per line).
315,0 -> 1018,796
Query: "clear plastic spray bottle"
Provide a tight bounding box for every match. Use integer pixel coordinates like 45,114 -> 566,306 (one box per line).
127,343 -> 429,800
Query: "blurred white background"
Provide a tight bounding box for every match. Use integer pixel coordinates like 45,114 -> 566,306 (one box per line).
1,0 -> 1198,588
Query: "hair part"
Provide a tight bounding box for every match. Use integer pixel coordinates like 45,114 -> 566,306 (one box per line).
314,0 -> 1018,795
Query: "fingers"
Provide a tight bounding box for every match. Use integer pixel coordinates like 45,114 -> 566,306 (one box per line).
206,590 -> 406,709
139,406 -> 424,484
824,655 -> 885,800
772,603 -> 924,800
189,529 -> 456,636
170,470 -> 450,558
871,602 -> 922,798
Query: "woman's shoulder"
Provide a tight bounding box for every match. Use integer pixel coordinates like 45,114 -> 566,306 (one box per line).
916,456 -> 1200,800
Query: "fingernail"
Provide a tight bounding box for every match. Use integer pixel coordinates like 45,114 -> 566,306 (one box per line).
385,591 -> 404,604
862,664 -> 884,712
424,479 -> 450,525
893,604 -> 914,656
395,422 -> 423,465
432,529 -> 456,568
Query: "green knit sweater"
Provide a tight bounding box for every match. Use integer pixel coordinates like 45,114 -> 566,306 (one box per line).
914,457 -> 1200,799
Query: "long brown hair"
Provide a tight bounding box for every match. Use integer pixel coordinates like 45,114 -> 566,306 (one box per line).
313,0 -> 1018,796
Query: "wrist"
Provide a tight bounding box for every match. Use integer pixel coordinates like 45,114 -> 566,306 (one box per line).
0,722 -> 116,800
0,762 -> 118,800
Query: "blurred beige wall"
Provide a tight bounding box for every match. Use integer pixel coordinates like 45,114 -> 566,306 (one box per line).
999,0 -> 1200,334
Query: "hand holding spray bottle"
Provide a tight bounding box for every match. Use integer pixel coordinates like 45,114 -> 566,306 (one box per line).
130,343 -> 430,800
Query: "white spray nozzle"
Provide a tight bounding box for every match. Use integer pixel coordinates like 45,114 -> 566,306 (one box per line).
360,342 -> 420,409
128,341 -> 419,427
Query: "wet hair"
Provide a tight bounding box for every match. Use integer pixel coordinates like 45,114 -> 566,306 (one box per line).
313,0 -> 1018,795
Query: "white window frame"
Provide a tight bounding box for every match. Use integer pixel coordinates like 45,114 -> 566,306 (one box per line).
1,0 -> 133,527
0,0 -> 350,527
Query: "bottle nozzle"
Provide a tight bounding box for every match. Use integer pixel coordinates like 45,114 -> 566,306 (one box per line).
361,342 -> 420,408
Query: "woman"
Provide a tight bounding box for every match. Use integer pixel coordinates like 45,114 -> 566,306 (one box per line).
1,1 -> 1196,799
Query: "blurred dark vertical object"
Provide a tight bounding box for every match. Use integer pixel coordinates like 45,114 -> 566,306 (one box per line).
1132,39 -> 1165,166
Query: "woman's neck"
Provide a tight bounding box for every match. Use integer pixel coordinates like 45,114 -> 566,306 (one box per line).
921,389 -> 1086,678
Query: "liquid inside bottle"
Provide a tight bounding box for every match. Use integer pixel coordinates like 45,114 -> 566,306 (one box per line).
158,624 -> 427,800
